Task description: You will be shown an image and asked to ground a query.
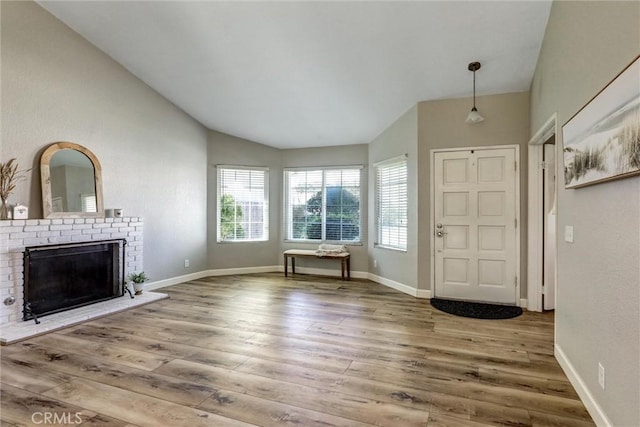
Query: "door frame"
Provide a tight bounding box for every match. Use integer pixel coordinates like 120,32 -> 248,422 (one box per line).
527,113 -> 559,312
430,144 -> 521,305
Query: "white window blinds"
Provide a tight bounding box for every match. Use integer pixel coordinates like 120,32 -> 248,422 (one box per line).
284,168 -> 361,242
375,156 -> 407,250
81,194 -> 97,213
217,166 -> 268,242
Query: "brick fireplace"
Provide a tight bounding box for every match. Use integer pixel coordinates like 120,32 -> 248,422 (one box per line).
0,217 -> 166,344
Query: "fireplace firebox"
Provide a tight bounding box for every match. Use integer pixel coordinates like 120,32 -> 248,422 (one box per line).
23,240 -> 126,322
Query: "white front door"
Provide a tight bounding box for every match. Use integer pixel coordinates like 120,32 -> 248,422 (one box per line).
434,147 -> 518,304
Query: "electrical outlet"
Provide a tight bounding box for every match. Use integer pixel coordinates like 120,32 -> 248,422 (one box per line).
184,259 -> 190,268
373,259 -> 377,268
598,363 -> 605,389
564,225 -> 574,243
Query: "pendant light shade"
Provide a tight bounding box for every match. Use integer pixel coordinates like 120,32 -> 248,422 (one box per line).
466,61 -> 485,124
466,107 -> 484,123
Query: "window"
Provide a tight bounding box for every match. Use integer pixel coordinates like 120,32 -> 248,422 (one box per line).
217,166 -> 268,242
375,156 -> 407,250
285,168 -> 361,242
81,194 -> 97,213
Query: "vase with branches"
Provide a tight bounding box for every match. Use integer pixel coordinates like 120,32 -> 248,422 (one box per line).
0,159 -> 29,220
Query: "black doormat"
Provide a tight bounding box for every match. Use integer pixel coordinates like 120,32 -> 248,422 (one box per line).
430,298 -> 523,319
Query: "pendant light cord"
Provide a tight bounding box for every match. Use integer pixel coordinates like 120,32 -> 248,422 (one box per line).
472,69 -> 477,110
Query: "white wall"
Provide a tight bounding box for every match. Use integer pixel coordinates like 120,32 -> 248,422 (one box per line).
1,1 -> 209,282
368,106 -> 418,289
530,2 -> 639,426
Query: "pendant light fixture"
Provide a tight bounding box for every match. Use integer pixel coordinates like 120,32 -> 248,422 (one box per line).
466,61 -> 485,124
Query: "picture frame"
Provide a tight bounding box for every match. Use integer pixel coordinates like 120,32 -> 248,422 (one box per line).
562,55 -> 640,189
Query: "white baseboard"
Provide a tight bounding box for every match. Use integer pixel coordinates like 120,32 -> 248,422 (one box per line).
206,265 -> 280,276
555,344 -> 611,427
519,298 -> 528,308
144,271 -> 212,291
368,273 -> 430,299
144,266 -> 280,290
416,288 -> 432,299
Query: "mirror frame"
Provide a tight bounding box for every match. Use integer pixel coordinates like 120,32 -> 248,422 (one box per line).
41,142 -> 104,218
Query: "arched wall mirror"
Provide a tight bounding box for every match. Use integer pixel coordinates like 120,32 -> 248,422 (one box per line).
41,142 -> 104,218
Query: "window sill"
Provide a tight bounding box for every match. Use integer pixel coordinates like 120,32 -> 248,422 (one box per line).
373,244 -> 407,253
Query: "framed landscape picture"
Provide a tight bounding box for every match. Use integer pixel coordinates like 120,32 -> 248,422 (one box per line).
562,55 -> 640,188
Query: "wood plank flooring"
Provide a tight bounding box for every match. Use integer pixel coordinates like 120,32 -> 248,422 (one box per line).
0,273 -> 595,426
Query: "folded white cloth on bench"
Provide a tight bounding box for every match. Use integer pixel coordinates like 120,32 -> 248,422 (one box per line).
315,244 -> 348,256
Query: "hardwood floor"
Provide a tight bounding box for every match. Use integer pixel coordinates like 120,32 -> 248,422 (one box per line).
0,273 -> 594,426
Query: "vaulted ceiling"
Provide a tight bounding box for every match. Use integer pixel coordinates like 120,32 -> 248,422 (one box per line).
38,1 -> 552,149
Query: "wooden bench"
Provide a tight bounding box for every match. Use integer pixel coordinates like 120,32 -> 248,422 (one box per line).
283,249 -> 351,280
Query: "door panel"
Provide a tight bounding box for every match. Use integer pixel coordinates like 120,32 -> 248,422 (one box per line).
478,226 -> 505,251
478,191 -> 504,216
443,158 -> 469,183
478,157 -> 505,182
445,226 -> 469,249
443,192 -> 469,216
443,258 -> 470,284
434,147 -> 517,304
478,260 -> 505,286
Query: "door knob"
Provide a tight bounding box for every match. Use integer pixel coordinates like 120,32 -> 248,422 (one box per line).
436,230 -> 447,238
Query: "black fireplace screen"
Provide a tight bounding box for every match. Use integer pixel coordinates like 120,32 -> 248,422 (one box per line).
23,240 -> 125,321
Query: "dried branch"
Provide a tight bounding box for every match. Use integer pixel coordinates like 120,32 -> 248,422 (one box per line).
0,159 -> 30,202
